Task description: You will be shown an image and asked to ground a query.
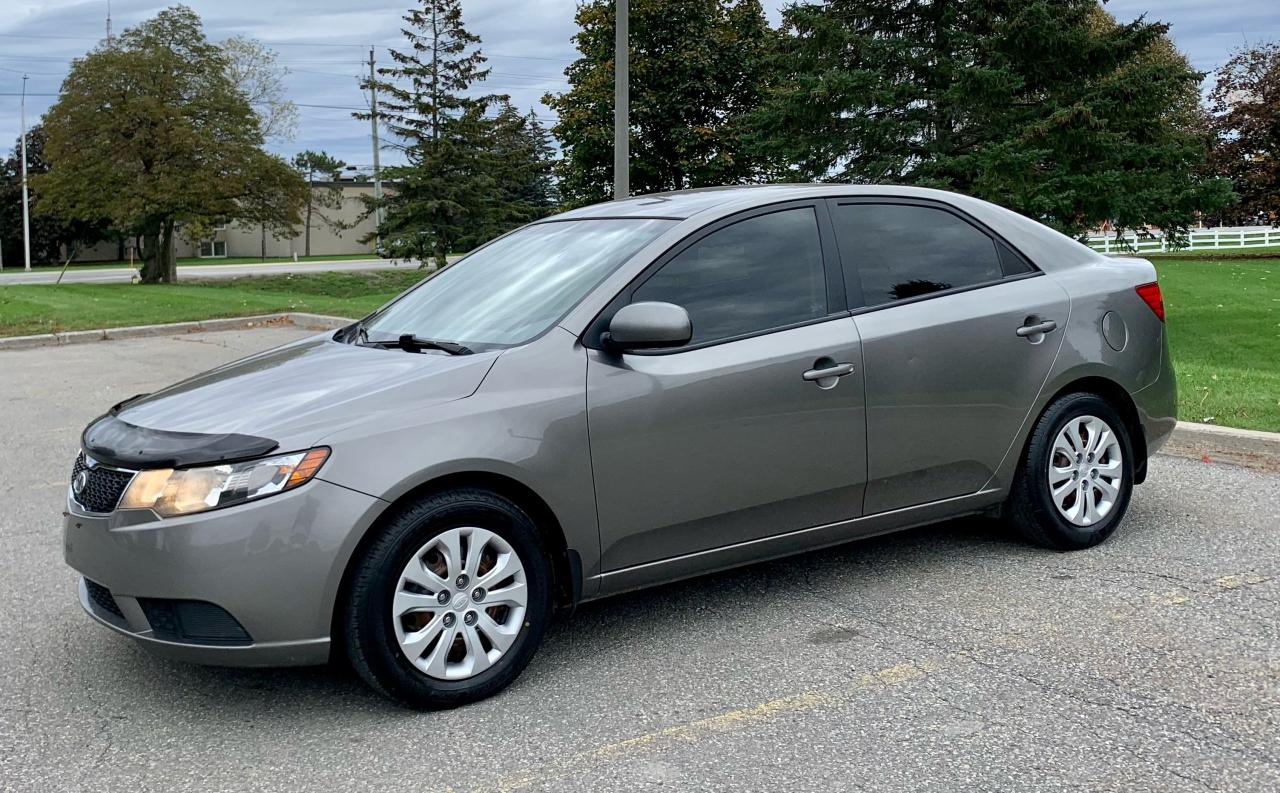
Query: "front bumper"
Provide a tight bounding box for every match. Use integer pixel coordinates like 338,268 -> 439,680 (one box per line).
64,478 -> 385,667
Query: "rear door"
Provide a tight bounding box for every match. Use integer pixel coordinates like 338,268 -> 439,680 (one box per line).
827,198 -> 1070,515
585,203 -> 868,572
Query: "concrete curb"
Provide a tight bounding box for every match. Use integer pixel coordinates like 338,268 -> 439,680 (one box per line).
0,312 -> 355,351
1162,421 -> 1280,473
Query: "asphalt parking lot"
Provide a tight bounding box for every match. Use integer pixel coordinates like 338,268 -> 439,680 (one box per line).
1,328 -> 1277,792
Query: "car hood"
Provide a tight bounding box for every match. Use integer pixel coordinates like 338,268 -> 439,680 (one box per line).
107,334 -> 500,459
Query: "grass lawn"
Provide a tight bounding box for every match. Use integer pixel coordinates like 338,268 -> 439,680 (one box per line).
2,258 -> 1278,432
1150,256 -> 1279,432
0,270 -> 425,337
0,253 -> 382,274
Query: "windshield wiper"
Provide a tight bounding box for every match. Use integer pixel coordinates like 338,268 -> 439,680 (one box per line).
349,320 -> 472,355
364,334 -> 473,355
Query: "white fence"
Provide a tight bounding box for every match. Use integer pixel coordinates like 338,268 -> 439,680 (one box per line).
1085,226 -> 1280,254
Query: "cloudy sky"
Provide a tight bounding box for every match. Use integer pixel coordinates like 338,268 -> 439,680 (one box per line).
1,0 -> 1277,169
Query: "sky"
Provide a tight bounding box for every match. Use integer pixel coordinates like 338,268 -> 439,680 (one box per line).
1,0 -> 1277,170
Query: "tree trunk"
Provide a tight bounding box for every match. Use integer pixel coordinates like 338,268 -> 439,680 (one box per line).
261,224 -> 267,260
139,222 -> 178,283
162,221 -> 177,282
139,232 -> 165,283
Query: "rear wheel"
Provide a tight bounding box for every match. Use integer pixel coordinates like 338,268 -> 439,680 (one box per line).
343,488 -> 552,708
1006,393 -> 1135,550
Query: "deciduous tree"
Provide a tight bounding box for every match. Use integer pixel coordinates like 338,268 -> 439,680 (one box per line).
1209,42 -> 1280,226
1,126 -> 111,267
223,36 -> 299,142
37,5 -> 304,282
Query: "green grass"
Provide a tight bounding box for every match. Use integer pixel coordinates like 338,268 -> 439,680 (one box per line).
0,270 -> 425,337
2,258 -> 1278,432
1150,256 -> 1279,432
0,253 -> 382,274
1140,245 -> 1280,259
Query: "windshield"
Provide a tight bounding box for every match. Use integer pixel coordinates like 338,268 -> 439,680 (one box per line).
359,218 -> 676,348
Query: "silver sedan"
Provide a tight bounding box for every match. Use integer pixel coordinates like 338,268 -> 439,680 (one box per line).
64,185 -> 1176,708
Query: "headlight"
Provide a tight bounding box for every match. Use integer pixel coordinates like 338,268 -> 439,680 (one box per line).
119,447 -> 330,517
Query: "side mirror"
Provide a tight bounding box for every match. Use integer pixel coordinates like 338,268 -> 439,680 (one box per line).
606,301 -> 692,351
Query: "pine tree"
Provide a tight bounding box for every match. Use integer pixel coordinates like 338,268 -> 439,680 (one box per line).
363,0 -> 498,267
292,150 -> 349,257
748,0 -> 1230,240
545,0 -> 774,206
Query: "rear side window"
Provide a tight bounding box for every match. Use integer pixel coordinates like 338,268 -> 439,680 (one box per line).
633,207 -> 828,345
830,203 -> 1006,307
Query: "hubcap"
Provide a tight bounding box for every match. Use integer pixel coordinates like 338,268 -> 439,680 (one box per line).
1048,415 -> 1123,527
391,526 -> 528,681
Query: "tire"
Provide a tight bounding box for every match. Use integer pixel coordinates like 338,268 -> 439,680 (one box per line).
343,488 -> 552,709
1006,392 -> 1135,551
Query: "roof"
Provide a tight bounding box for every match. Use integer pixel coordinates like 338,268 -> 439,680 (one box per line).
552,183 -> 995,220
552,183 -> 1101,271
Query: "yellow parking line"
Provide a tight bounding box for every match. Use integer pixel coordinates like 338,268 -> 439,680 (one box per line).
469,654 -> 963,793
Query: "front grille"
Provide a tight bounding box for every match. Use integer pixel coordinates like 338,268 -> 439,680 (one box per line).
84,579 -> 125,620
70,453 -> 135,513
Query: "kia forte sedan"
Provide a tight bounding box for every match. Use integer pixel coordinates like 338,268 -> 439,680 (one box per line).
65,185 -> 1176,708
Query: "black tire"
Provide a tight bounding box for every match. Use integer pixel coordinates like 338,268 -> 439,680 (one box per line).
1006,392 -> 1136,551
343,488 -> 552,709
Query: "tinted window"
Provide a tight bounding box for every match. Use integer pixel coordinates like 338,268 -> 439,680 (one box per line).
632,207 -> 828,345
831,203 -> 1003,307
361,218 -> 674,347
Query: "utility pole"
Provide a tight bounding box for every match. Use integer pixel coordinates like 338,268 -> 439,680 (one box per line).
368,47 -> 384,247
20,74 -> 32,271
613,0 -> 629,200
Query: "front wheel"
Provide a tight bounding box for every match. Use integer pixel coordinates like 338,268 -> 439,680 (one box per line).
343,488 -> 552,708
1006,393 -> 1135,550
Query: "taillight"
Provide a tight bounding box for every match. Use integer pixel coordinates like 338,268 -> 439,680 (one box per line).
1135,282 -> 1164,322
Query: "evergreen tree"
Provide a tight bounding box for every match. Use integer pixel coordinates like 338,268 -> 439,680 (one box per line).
748,0 -> 1230,241
545,0 -> 774,206
455,102 -> 558,249
363,0 -> 498,267
292,150 -> 350,257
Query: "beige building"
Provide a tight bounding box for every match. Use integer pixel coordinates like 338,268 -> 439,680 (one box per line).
76,181 -> 380,262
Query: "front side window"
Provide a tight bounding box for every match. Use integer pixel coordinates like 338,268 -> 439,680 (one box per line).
632,207 -> 828,346
830,203 -> 1003,307
360,218 -> 674,348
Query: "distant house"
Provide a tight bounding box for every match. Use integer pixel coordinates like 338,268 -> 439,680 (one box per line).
74,181 -> 381,262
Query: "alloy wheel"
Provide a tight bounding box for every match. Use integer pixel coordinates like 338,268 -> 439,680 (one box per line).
1047,415 -> 1124,527
391,526 -> 528,680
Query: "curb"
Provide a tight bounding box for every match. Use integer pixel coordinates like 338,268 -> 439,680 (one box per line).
1162,422 -> 1280,473
0,312 -> 355,351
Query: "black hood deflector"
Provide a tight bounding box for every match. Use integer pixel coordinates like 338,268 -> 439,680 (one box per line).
82,412 -> 279,470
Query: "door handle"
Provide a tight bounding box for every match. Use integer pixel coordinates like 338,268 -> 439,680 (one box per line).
802,362 -> 856,382
1016,319 -> 1058,338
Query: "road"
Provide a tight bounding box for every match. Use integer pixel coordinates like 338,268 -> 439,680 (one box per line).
1,328 -> 1277,792
0,257 -> 426,285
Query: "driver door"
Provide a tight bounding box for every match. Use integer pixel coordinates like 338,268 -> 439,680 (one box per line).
584,204 -> 869,574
